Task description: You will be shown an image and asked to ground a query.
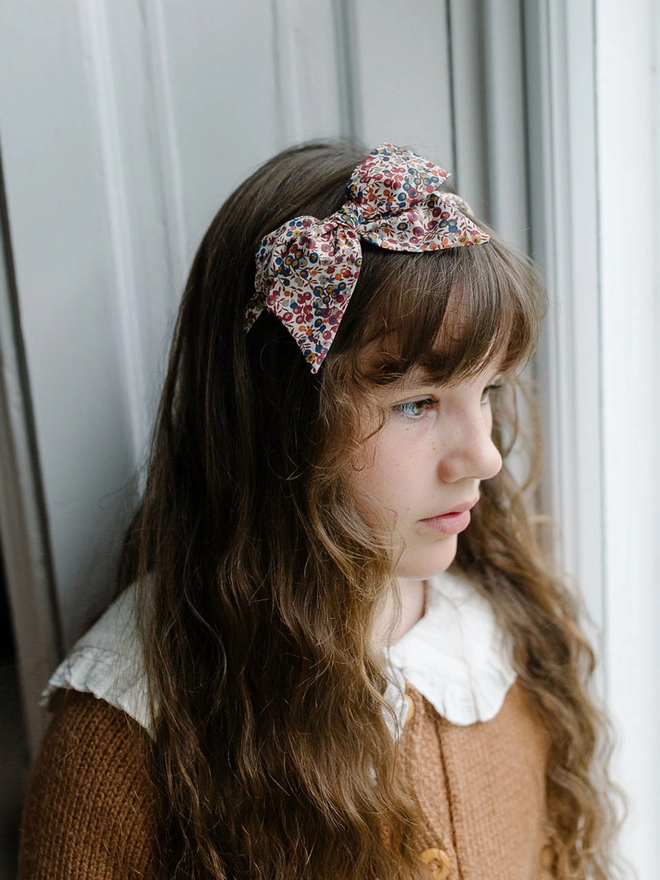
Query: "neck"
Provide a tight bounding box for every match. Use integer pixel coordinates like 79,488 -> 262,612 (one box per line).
374,578 -> 426,647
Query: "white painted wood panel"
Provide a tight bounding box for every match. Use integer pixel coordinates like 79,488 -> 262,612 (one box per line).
525,0 -> 605,632
270,0 -> 345,145
448,0 -> 489,215
350,0 -> 454,168
482,0 -> 529,253
0,201 -> 60,754
0,1 -> 141,649
525,0 -> 659,873
596,1 -> 659,874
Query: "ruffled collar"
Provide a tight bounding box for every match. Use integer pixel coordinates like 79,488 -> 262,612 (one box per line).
44,571 -> 515,735
388,570 -> 516,728
44,585 -> 152,730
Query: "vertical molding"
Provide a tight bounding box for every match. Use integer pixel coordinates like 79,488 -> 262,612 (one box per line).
349,0 -> 453,162
78,0 -> 149,462
270,0 -> 305,144
524,0 -> 604,641
482,0 -> 529,253
0,147 -> 60,756
270,0 -> 344,147
80,0 -> 193,454
655,0 -> 660,624
449,0 -> 529,243
595,0 -> 659,873
444,0 -> 458,184
78,0 -> 192,462
137,0 -> 188,304
447,0 -> 489,217
527,0 -> 659,871
333,0 -> 361,141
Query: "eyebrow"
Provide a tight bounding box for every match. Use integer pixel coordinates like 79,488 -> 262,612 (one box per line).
390,359 -> 507,390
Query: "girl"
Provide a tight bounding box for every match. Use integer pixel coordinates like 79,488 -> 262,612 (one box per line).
19,143 -> 618,879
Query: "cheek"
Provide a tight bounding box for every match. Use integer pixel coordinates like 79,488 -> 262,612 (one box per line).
348,434 -> 416,524
348,442 -> 389,515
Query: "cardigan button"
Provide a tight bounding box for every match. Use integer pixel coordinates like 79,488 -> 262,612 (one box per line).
419,847 -> 451,880
404,693 -> 415,723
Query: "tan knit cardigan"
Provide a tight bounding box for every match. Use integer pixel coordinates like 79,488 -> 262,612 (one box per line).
18,682 -> 550,880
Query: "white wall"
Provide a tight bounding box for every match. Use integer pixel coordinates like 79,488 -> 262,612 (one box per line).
526,1 -> 659,876
596,1 -> 659,875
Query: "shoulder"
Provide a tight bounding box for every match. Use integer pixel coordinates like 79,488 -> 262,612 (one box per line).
42,584 -> 152,732
19,690 -> 156,880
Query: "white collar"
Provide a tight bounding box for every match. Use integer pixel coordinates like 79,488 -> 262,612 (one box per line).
388,570 -> 516,728
44,585 -> 153,730
44,571 -> 515,735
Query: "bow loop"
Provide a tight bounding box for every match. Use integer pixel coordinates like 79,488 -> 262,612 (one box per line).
249,210 -> 364,369
346,142 -> 450,218
248,143 -> 489,372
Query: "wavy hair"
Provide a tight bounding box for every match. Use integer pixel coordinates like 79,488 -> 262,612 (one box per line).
119,142 -> 619,879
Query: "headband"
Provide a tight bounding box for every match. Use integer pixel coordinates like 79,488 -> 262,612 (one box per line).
246,143 -> 488,373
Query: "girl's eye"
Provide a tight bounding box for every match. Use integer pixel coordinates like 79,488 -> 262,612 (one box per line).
393,398 -> 434,419
481,383 -> 502,405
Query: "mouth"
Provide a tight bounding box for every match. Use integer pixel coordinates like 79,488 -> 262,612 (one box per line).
418,497 -> 479,536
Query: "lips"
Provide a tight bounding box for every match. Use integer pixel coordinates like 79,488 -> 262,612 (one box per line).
418,498 -> 479,536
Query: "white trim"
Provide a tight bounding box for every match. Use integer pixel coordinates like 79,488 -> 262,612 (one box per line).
348,0 -> 453,163
482,0 -> 529,253
526,0 -> 659,873
448,0 -> 488,211
271,0 -> 305,144
595,1 -> 659,874
332,0 -> 361,140
138,0 -> 188,301
78,0 -> 148,465
271,0 -> 344,146
524,0 -> 605,636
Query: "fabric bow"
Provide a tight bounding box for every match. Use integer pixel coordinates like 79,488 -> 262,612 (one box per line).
246,143 -> 489,373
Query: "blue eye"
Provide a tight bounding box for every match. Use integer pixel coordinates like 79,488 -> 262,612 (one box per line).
481,384 -> 502,405
393,398 -> 434,419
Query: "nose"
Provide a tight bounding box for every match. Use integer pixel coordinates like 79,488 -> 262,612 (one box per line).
436,408 -> 503,484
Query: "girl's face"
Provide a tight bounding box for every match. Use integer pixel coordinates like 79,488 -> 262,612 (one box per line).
349,360 -> 503,583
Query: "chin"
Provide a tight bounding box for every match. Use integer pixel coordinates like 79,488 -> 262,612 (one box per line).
395,535 -> 458,581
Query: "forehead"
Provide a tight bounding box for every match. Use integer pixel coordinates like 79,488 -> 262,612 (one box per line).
358,320 -> 510,389
377,351 -> 507,394
326,239 -> 540,404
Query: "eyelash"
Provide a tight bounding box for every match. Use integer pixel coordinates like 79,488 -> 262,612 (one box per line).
393,384 -> 503,420
393,398 -> 435,420
481,383 -> 502,404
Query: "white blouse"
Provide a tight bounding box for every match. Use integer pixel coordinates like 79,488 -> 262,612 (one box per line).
44,570 -> 515,736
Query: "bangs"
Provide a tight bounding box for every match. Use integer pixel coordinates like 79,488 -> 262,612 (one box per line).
329,235 -> 544,386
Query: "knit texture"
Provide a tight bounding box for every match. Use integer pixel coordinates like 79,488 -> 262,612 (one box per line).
19,684 -> 549,879
399,684 -> 550,879
18,690 -> 155,879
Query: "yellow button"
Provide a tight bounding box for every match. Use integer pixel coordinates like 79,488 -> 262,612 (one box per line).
404,693 -> 415,723
419,847 -> 451,880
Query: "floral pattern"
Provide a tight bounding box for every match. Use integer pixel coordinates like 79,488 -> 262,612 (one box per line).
247,143 -> 489,373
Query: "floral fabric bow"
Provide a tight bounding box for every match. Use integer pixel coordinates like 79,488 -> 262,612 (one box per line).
246,143 -> 488,373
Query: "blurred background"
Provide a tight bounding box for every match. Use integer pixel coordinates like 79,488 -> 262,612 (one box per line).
0,1 -> 657,877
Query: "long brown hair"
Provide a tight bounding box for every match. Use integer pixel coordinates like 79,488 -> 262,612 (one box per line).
120,142 -> 618,879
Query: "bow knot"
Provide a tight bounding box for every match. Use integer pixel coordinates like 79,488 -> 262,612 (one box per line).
247,144 -> 488,372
